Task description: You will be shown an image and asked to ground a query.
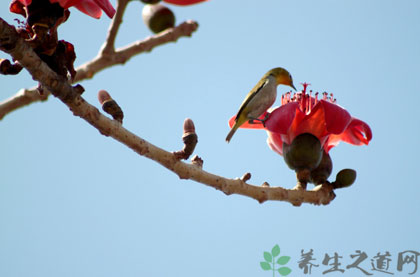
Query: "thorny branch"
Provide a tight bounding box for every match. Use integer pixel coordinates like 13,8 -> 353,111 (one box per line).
0,0 -> 198,120
0,17 -> 336,206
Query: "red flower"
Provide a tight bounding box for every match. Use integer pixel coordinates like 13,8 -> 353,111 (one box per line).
10,0 -> 116,19
164,0 -> 208,5
228,83 -> 372,155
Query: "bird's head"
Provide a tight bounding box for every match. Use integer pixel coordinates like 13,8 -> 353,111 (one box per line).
269,67 -> 296,91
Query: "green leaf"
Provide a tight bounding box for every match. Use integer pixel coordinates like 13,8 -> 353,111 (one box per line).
278,267 -> 292,276
263,251 -> 272,263
277,256 -> 291,265
271,244 -> 280,257
260,262 -> 271,271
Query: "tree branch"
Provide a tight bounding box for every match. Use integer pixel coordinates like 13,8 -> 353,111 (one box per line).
0,17 -> 198,119
0,88 -> 47,120
74,20 -> 198,82
0,17 -> 336,206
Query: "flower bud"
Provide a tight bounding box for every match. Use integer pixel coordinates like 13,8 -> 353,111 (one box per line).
174,118 -> 198,160
183,118 -> 196,136
283,133 -> 322,171
310,151 -> 333,185
142,4 -> 175,33
98,89 -> 111,104
333,169 -> 357,189
98,90 -> 124,123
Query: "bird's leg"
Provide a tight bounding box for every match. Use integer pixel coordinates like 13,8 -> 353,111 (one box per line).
248,113 -> 270,127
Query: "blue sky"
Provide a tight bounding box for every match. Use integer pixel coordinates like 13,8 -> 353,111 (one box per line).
1,0 -> 420,276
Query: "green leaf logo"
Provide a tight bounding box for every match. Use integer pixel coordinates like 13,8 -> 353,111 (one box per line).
264,252 -> 273,263
278,267 -> 292,276
277,256 -> 291,265
272,244 -> 280,257
260,262 -> 272,271
260,245 -> 292,276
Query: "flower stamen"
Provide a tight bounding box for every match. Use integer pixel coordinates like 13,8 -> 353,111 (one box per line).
308,90 -> 313,112
280,83 -> 337,115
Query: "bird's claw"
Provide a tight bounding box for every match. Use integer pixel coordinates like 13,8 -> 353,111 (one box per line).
248,113 -> 270,127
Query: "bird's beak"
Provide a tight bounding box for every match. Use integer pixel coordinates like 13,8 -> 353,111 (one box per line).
291,83 -> 297,91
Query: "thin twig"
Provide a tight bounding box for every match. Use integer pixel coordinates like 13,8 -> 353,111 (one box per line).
0,18 -> 336,206
100,0 -> 130,55
0,88 -> 47,120
0,19 -> 198,119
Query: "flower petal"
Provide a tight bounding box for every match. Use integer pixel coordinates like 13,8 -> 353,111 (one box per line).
274,100 -> 352,147
93,0 -> 116,18
74,1 -> 103,19
267,132 -> 284,155
265,102 -> 299,134
164,0 -> 207,5
320,100 -> 352,134
326,117 -> 372,151
228,112 -> 267,129
288,101 -> 325,142
9,0 -> 28,16
50,0 -> 115,18
49,0 -> 76,8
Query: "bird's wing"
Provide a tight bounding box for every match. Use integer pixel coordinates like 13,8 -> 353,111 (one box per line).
234,78 -> 269,121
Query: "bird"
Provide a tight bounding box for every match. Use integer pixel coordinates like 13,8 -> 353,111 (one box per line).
226,67 -> 296,143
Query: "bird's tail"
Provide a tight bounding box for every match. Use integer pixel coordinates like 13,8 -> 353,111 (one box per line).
225,124 -> 239,143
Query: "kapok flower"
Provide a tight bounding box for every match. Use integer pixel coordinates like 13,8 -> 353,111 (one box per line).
10,0 -> 116,19
228,83 -> 372,156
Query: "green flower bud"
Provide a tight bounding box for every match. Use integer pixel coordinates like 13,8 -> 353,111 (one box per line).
283,133 -> 322,171
142,4 -> 175,34
333,169 -> 357,189
310,151 -> 333,185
